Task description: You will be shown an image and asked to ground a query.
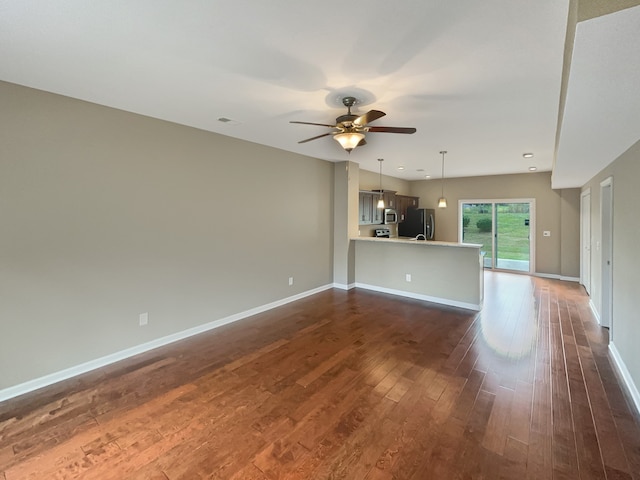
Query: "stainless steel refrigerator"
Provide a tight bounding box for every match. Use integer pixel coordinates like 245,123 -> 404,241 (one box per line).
398,208 -> 435,240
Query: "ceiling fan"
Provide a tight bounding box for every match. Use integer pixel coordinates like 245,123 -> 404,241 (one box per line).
290,96 -> 417,153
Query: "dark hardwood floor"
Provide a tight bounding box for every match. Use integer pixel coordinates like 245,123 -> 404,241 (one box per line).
1,272 -> 639,479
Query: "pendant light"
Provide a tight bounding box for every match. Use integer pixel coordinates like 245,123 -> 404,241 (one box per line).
377,158 -> 385,209
438,150 -> 448,208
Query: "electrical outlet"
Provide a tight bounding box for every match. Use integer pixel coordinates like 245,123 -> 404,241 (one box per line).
288,277 -> 294,286
405,274 -> 412,282
139,312 -> 148,326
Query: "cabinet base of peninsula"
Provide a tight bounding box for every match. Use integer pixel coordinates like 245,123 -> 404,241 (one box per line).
353,238 -> 484,311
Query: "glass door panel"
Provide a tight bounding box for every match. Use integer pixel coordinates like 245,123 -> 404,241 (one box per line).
462,203 -> 493,268
461,201 -> 532,272
495,203 -> 530,272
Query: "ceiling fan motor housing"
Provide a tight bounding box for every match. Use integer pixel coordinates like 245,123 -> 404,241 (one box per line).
336,114 -> 359,127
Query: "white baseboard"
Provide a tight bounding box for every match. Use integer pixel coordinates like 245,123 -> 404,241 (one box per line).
560,276 -> 580,282
332,282 -> 355,290
534,272 -> 580,282
589,299 -> 601,324
354,283 -> 481,312
609,342 -> 640,416
0,284 -> 334,403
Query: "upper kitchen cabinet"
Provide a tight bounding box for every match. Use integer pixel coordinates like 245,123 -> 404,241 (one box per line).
396,195 -> 419,223
359,190 -> 388,225
360,191 -> 418,225
384,191 -> 397,209
359,191 -> 374,225
370,190 -> 397,209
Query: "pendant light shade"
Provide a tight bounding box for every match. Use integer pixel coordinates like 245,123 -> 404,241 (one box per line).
438,150 -> 448,209
377,158 -> 385,209
334,132 -> 365,153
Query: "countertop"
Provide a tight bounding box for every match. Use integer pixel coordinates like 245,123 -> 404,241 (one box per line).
352,236 -> 482,249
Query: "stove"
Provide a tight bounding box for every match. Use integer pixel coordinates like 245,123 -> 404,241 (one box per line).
374,228 -> 391,238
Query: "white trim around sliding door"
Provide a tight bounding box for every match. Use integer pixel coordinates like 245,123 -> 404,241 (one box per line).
458,198 -> 536,274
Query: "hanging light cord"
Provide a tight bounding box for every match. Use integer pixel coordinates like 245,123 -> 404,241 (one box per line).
440,151 -> 446,197
378,158 -> 383,203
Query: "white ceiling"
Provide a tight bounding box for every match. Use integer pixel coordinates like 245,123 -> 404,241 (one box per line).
0,1 -> 636,186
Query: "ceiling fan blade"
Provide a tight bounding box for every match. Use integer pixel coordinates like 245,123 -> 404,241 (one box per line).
290,120 -> 336,128
353,110 -> 385,126
367,126 -> 417,134
298,132 -> 333,144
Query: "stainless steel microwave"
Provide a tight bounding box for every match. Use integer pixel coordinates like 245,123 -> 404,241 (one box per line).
383,208 -> 398,224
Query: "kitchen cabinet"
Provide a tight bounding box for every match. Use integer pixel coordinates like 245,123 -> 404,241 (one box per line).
383,191 -> 397,209
359,191 -> 386,225
359,192 -> 374,224
360,190 -> 404,225
396,195 -> 419,223
372,200 -> 382,223
371,190 -> 397,209
370,190 -> 396,209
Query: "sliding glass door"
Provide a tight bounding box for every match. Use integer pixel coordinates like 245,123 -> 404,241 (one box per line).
460,200 -> 534,273
461,203 -> 493,268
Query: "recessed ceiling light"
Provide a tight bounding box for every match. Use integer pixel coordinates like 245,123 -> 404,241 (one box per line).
528,166 -> 537,171
425,175 -> 431,179
397,166 -> 405,170
523,153 -> 534,158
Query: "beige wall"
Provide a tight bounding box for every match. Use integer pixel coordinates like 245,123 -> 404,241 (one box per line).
359,168 -> 411,194
333,161 -> 359,288
0,81 -> 334,390
408,172 -> 580,277
560,188 -> 581,277
582,138 -> 640,394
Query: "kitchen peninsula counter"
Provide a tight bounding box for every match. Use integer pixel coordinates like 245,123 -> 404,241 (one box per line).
352,237 -> 484,310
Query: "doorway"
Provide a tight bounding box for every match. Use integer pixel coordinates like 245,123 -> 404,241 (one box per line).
600,177 -> 613,331
460,199 -> 534,273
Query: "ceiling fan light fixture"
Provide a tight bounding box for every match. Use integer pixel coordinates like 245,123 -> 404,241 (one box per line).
334,132 -> 365,153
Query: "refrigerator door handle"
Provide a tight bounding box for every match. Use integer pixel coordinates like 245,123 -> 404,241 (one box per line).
428,213 -> 435,240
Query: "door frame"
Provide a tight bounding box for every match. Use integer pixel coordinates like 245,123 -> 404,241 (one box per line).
458,198 -> 536,274
600,177 -> 613,333
580,188 -> 591,295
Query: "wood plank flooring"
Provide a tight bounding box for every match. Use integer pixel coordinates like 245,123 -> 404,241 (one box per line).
1,272 -> 640,479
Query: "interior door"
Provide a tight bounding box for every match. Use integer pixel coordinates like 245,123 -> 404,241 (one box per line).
600,178 -> 613,331
581,190 -> 591,295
